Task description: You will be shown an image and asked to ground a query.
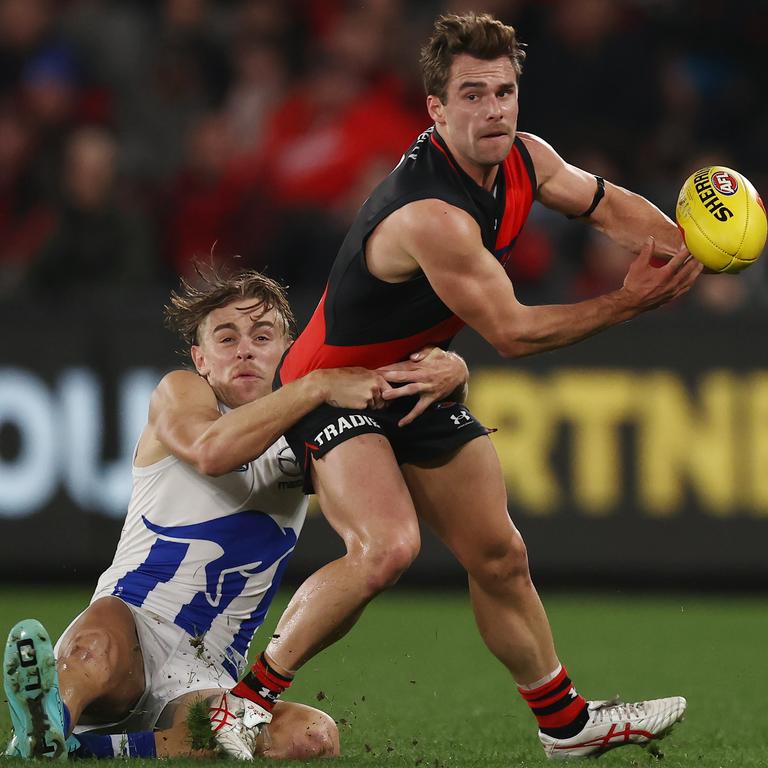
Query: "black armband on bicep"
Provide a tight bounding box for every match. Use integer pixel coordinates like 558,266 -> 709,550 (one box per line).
566,175 -> 605,219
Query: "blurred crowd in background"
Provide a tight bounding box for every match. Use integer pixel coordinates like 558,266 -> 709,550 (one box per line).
0,0 -> 766,314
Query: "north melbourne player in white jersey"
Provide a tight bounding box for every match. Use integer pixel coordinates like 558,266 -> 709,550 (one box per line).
4,268 -> 469,761
92,430 -> 306,685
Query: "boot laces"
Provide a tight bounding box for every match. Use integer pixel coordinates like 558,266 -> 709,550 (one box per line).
588,697 -> 645,724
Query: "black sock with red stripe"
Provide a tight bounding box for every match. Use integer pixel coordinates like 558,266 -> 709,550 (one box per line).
231,653 -> 293,713
518,666 -> 589,738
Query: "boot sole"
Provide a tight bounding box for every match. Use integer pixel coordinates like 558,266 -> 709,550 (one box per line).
3,620 -> 65,758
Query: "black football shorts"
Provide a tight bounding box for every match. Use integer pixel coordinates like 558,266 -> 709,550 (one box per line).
283,396 -> 494,494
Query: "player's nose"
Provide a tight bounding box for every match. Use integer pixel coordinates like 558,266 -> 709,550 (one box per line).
486,96 -> 503,118
236,338 -> 255,359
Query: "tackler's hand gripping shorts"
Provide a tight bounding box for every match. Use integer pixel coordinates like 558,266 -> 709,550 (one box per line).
283,395 -> 494,493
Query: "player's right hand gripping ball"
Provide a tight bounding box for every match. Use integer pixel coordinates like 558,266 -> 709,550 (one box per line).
676,166 -> 767,272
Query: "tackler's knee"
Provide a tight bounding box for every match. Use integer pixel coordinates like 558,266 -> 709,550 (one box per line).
58,614 -> 144,704
58,626 -> 120,684
293,711 -> 340,759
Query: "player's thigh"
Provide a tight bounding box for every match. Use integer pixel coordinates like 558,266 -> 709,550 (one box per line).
57,597 -> 144,699
312,433 -> 419,551
402,435 -> 518,564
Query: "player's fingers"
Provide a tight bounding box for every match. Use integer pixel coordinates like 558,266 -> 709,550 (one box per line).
638,235 -> 655,263
675,274 -> 699,295
685,257 -> 704,277
409,348 -> 434,362
673,257 -> 703,287
369,391 -> 388,409
382,382 -> 422,400
670,261 -> 702,297
376,361 -> 418,374
379,368 -> 423,383
398,396 -> 431,427
411,345 -> 439,362
368,378 -> 390,409
664,242 -> 691,272
670,281 -> 696,302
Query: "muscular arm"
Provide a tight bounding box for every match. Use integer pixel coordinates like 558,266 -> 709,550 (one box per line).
146,370 -> 338,476
148,364 -> 392,476
144,348 -> 461,473
520,132 -> 683,258
397,200 -> 700,359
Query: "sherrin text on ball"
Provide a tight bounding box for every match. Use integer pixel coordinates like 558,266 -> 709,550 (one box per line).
675,166 -> 766,273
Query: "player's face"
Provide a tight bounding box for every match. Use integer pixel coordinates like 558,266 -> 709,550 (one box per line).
427,54 -> 519,184
191,300 -> 290,408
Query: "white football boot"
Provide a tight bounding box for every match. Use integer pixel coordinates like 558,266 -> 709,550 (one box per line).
539,696 -> 686,760
208,692 -> 272,759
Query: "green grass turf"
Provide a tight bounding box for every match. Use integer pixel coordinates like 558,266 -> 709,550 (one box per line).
1,587 -> 766,766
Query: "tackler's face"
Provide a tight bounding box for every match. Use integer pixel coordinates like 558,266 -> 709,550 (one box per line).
191,301 -> 290,408
428,54 -> 519,177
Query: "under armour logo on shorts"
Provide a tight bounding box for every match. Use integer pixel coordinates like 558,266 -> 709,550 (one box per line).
450,410 -> 472,426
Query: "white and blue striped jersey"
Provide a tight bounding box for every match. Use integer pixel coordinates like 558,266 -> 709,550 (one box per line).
91,433 -> 306,681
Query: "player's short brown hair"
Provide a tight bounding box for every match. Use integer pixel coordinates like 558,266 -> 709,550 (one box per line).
164,264 -> 295,354
420,13 -> 525,102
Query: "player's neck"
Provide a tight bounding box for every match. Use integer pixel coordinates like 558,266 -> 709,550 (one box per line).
466,162 -> 499,192
434,127 -> 500,192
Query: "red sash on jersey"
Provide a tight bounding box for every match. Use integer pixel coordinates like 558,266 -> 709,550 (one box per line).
495,145 -> 535,274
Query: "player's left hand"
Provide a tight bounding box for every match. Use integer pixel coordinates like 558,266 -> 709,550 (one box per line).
377,347 -> 469,427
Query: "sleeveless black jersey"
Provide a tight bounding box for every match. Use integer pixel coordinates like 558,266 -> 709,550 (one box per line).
280,126 -> 537,383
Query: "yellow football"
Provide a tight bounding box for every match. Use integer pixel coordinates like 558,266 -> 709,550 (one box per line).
675,166 -> 767,273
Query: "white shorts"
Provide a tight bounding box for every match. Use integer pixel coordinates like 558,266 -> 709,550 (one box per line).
54,598 -> 246,733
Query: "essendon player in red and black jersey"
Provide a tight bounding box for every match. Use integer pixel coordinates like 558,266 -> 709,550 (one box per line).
279,126 -> 536,379
234,13 -> 698,760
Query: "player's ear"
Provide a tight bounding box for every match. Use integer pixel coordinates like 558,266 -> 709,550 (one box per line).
190,345 -> 208,376
427,94 -> 446,125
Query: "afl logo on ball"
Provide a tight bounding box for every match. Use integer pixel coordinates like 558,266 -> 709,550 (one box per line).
711,170 -> 738,196
277,445 -> 302,477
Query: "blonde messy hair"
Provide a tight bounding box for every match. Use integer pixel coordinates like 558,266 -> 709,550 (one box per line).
164,264 -> 295,354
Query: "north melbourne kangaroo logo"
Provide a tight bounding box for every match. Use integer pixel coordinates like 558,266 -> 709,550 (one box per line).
113,511 -> 297,637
